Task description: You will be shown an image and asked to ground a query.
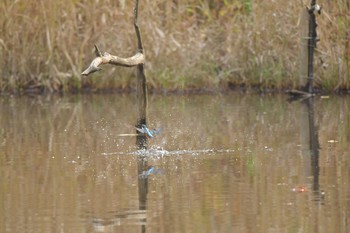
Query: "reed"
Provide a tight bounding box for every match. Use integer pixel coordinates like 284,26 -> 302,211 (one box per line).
0,0 -> 349,93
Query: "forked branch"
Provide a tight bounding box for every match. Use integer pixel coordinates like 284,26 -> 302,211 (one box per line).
81,0 -> 145,77
134,0 -> 143,52
81,44 -> 145,76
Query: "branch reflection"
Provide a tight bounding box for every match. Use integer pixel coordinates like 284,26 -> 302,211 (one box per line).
300,97 -> 324,203
136,118 -> 149,233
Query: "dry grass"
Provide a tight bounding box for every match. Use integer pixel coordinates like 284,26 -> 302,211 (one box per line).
0,0 -> 349,93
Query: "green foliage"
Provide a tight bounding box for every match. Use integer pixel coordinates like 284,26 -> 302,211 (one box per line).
244,0 -> 252,14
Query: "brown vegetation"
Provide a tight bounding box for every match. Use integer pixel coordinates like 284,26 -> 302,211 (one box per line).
0,0 -> 349,93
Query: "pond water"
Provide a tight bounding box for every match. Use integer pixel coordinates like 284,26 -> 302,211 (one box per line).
0,93 -> 349,233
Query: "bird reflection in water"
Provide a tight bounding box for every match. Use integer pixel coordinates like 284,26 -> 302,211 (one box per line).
138,165 -> 164,179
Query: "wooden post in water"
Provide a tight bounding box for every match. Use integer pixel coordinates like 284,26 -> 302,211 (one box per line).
134,0 -> 148,150
290,1 -> 321,98
306,0 -> 320,94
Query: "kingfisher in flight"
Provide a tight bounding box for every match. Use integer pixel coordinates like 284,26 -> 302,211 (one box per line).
136,124 -> 162,138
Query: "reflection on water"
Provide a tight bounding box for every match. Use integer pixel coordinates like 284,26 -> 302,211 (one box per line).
0,93 -> 349,233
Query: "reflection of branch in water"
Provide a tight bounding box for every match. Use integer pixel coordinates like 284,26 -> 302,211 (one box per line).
306,98 -> 320,187
136,118 -> 149,233
137,155 -> 148,233
64,104 -> 81,131
302,97 -> 324,202
137,155 -> 149,208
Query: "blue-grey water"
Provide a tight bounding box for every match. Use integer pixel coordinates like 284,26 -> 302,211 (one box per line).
0,93 -> 349,233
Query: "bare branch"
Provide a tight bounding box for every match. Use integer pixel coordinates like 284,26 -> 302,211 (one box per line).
81,57 -> 104,76
81,46 -> 145,76
81,0 -> 146,79
134,0 -> 143,52
94,44 -> 103,57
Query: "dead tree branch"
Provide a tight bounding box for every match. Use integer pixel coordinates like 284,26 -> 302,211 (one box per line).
81,0 -> 145,77
81,44 -> 145,76
134,0 -> 143,52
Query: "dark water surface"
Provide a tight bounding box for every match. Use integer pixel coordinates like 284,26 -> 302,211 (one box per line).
0,93 -> 349,233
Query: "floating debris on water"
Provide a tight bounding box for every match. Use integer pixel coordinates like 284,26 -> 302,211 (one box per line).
327,140 -> 338,143
291,186 -> 307,193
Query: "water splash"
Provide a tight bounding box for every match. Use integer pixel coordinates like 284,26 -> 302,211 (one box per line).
101,147 -> 235,157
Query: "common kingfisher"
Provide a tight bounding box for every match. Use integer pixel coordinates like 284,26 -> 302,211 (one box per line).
136,124 -> 162,138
